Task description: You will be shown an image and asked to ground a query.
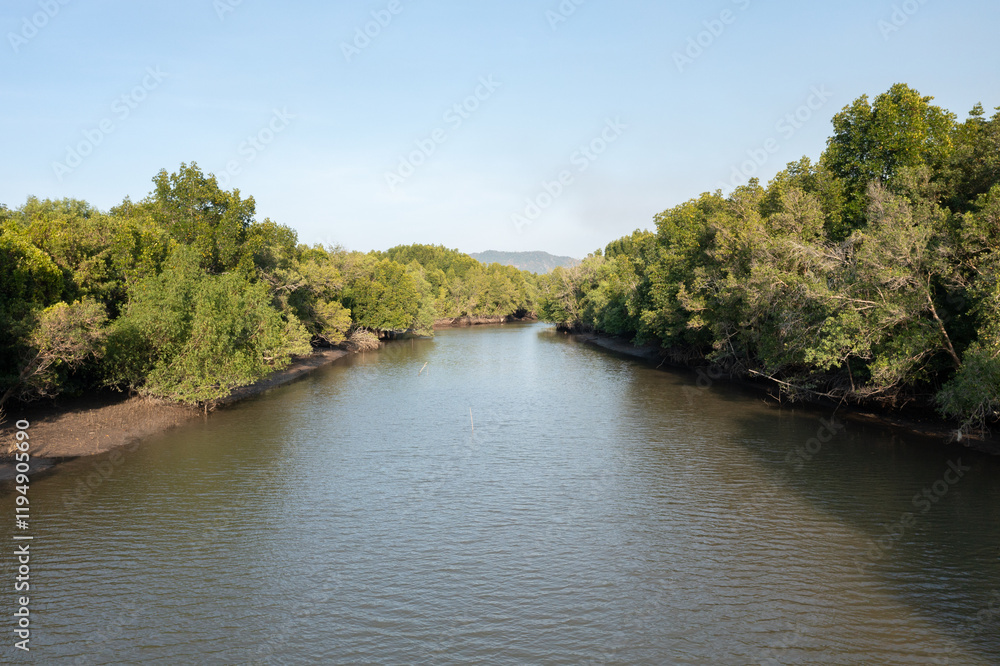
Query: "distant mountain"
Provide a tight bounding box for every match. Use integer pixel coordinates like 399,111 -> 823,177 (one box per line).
470,250 -> 580,274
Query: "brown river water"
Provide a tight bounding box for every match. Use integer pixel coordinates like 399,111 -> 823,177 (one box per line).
3,323 -> 1000,664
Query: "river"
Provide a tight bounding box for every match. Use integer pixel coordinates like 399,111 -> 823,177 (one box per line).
4,323 -> 1000,664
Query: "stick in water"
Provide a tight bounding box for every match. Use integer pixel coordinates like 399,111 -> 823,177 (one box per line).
419,362 -> 428,375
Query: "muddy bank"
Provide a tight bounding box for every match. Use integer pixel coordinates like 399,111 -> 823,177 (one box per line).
569,331 -> 1000,456
0,395 -> 198,481
572,333 -> 662,362
434,314 -> 537,328
0,348 -> 351,477
211,349 -> 347,408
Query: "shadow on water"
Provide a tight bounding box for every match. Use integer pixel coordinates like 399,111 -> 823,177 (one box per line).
568,327 -> 1000,662
11,322 -> 999,663
728,405 -> 1000,662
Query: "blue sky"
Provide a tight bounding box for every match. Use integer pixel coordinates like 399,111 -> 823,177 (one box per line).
3,0 -> 999,258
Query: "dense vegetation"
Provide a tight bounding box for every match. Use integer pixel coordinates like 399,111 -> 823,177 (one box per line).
538,84 -> 1000,431
4,83 -> 995,431
0,165 -> 536,407
470,250 -> 580,274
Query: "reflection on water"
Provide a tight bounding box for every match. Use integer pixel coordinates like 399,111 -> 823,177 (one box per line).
3,323 -> 999,664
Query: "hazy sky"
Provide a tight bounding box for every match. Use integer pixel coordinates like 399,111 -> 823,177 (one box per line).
3,1 -> 999,258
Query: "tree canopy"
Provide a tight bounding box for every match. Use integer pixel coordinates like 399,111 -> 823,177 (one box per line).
538,85 -> 1000,431
0,165 -> 538,408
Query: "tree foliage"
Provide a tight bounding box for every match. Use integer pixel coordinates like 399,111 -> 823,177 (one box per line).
0,299 -> 108,409
825,83 -> 956,230
0,171 -> 539,407
539,84 -> 1000,431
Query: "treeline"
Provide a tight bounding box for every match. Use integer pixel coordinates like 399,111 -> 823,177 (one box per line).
0,164 -> 536,406
538,84 -> 1000,430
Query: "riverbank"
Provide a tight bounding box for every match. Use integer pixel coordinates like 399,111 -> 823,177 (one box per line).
434,313 -> 538,328
570,331 -> 1000,456
0,348 -> 350,478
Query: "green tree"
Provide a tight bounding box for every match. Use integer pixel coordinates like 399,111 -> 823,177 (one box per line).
943,103 -> 1000,212
143,163 -> 258,275
312,300 -> 353,345
538,257 -> 603,328
107,246 -> 310,403
799,181 -> 960,400
937,185 -> 1000,427
641,191 -> 726,348
0,299 -> 108,409
824,83 -> 956,229
0,224 -> 66,398
345,259 -> 419,332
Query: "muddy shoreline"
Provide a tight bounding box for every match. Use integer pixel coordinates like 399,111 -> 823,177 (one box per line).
570,331 -> 1000,457
0,348 -> 350,480
433,314 -> 538,328
0,317 -> 535,477
6,324 -> 994,485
